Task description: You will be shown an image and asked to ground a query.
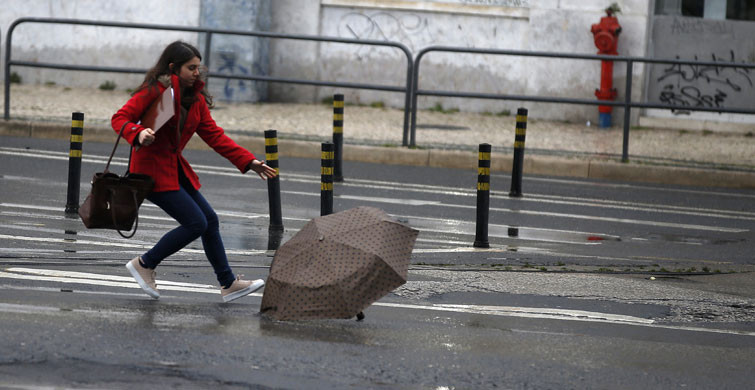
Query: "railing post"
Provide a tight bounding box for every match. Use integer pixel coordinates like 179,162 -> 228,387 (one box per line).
65,112 -> 84,215
321,142 -> 334,216
4,26 -> 11,120
622,60 -> 633,163
402,59 -> 414,147
474,143 -> 491,248
509,108 -> 528,198
203,31 -> 213,88
332,94 -> 344,182
409,51 -> 425,148
265,129 -> 283,231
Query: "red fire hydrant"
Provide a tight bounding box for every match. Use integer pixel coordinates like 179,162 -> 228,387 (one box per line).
591,7 -> 621,128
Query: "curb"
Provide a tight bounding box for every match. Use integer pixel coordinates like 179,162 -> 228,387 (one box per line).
2,119 -> 754,189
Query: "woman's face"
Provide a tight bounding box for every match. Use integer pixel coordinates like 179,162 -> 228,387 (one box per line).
173,56 -> 200,88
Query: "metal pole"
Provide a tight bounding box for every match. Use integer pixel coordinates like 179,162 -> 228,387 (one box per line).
203,31 -> 212,89
474,143 -> 491,248
622,60 -> 633,163
264,129 -> 283,231
409,51 -> 425,148
267,229 -> 283,254
4,27 -> 11,120
333,94 -> 344,182
402,60 -> 414,147
320,142 -> 334,216
509,108 -> 528,197
65,112 -> 84,214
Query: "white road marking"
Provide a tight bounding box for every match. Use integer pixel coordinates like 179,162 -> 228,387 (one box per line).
3,147 -> 753,221
0,271 -> 213,293
1,268 -> 753,337
0,234 -> 265,256
7,267 -> 216,288
375,302 -> 653,324
339,194 -> 441,206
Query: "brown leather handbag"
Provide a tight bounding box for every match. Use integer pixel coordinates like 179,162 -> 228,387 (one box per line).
78,122 -> 154,238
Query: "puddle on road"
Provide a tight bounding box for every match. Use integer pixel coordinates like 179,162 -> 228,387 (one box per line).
402,216 -> 618,245
636,233 -> 746,246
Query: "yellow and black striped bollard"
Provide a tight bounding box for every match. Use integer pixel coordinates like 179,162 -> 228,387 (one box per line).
321,142 -> 334,216
65,112 -> 84,214
474,143 -> 491,248
509,108 -> 528,197
264,129 -> 283,232
333,94 -> 344,182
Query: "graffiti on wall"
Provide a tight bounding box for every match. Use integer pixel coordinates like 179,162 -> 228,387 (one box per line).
213,47 -> 266,101
670,17 -> 734,35
337,12 -> 434,56
656,50 -> 753,108
216,50 -> 250,100
415,0 -> 528,6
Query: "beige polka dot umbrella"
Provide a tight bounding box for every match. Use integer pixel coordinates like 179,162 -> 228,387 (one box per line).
261,206 -> 419,321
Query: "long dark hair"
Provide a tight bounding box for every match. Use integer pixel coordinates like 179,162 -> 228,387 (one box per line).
134,41 -> 213,107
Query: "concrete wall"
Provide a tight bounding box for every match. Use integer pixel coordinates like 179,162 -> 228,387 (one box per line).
644,15 -> 755,124
1,0 -> 271,103
198,0 -> 271,103
268,0 -> 323,102
1,0 -> 201,90
7,1 -> 754,126
266,0 -> 651,124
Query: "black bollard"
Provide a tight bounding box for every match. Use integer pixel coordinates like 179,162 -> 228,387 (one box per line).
333,94 -> 344,182
473,143 -> 491,248
321,142 -> 334,216
508,227 -> 519,237
267,228 -> 284,256
265,130 -> 283,231
509,108 -> 528,197
65,112 -> 84,215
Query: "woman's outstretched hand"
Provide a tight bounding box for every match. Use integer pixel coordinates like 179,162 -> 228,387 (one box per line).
248,159 -> 277,180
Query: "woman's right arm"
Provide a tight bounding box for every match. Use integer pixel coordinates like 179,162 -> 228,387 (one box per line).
111,88 -> 155,147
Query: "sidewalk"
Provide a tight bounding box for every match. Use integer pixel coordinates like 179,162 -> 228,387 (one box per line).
2,83 -> 755,189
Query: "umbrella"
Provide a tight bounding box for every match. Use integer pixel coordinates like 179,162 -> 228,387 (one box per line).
261,206 -> 418,320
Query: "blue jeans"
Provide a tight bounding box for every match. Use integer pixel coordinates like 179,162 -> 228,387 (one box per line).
141,174 -> 235,288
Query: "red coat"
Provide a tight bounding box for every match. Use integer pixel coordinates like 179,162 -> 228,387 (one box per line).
111,74 -> 256,192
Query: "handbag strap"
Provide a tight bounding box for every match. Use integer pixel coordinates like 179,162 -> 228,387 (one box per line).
105,121 -> 134,174
111,188 -> 140,239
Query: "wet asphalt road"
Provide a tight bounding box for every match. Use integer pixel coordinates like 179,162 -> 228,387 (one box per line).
1,135 -> 754,389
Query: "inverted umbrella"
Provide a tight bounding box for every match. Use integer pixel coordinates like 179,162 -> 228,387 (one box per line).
261,206 -> 418,320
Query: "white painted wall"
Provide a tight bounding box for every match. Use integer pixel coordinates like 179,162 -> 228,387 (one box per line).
3,0 -> 659,124
644,15 -> 755,125
1,0 -> 201,89
268,0 -> 651,124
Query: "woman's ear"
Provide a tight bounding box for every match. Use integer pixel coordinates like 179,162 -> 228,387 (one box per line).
168,63 -> 175,73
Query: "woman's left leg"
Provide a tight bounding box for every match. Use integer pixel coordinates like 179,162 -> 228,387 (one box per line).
183,185 -> 236,288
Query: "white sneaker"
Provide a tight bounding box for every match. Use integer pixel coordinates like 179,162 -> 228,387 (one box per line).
126,257 -> 159,299
221,276 -> 264,303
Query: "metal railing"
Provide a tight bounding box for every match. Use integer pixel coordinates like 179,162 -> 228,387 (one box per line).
3,17 -> 414,142
411,46 -> 755,161
5,18 -> 755,161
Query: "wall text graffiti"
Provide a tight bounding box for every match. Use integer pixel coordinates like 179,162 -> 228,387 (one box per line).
656,50 -> 752,108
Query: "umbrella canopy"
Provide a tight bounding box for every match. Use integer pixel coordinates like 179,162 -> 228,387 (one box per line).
261,206 -> 418,320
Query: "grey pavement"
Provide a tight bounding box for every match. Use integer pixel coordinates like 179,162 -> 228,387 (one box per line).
2,83 -> 755,188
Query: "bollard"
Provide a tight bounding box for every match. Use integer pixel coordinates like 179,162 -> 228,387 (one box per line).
332,94 -> 344,182
473,143 -> 491,248
266,229 -> 284,257
265,130 -> 284,231
508,227 -> 519,237
65,112 -> 84,215
509,108 -> 528,197
321,142 -> 334,216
